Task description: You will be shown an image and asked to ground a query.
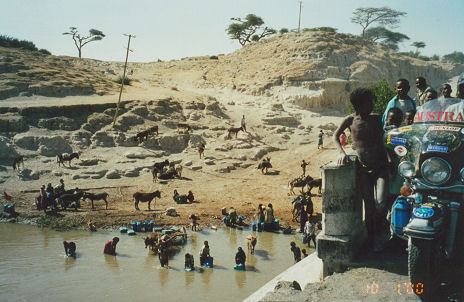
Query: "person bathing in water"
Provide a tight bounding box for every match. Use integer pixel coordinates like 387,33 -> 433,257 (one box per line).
103,237 -> 119,255
63,241 -> 76,257
333,88 -> 389,251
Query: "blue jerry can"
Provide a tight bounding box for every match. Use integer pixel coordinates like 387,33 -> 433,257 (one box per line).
392,197 -> 411,235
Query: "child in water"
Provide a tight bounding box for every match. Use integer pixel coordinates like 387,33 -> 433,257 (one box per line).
333,88 -> 389,250
63,241 -> 76,257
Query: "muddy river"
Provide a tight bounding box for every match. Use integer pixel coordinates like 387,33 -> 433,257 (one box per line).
0,223 -> 313,302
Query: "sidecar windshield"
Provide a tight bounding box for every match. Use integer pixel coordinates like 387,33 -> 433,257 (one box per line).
414,97 -> 464,124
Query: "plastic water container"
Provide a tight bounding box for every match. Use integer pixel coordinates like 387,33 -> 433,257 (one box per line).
150,220 -> 155,231
273,219 -> 280,230
170,226 -> 180,232
154,227 -> 163,232
3,204 -> 8,213
238,216 -> 243,225
252,222 -> 257,231
162,229 -> 174,235
205,257 -> 214,268
259,222 -> 265,232
132,222 -> 137,231
128,230 -> 136,236
136,221 -> 142,232
224,216 -> 231,226
120,227 -> 128,233
392,197 -> 411,235
234,263 -> 245,271
143,221 -> 149,232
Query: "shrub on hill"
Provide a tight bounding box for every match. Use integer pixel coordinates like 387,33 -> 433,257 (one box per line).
0,35 -> 37,51
116,75 -> 131,85
442,51 -> 464,64
39,49 -> 51,55
0,34 -> 51,55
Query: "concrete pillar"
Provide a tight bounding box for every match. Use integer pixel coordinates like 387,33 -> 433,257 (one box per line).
316,156 -> 366,277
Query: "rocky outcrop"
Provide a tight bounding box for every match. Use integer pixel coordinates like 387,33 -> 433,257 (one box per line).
82,113 -> 113,134
37,136 -> 73,157
0,114 -> 29,133
0,136 -> 19,160
37,116 -> 80,131
157,134 -> 190,153
71,130 -> 92,148
113,112 -> 144,131
91,131 -> 115,147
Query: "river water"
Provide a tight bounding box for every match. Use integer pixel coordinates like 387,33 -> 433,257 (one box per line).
0,223 -> 312,302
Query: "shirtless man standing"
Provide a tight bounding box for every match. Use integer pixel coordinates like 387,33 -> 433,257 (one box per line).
333,88 -> 389,250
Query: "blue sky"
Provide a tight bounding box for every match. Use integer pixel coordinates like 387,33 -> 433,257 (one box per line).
1,0 -> 462,62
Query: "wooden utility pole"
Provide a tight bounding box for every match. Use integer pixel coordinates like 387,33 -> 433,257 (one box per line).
113,34 -> 135,127
297,1 -> 302,33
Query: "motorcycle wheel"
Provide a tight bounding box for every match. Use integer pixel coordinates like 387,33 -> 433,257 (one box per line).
408,237 -> 440,297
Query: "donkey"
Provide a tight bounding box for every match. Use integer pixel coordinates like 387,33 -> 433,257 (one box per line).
133,191 -> 161,210
227,126 -> 243,139
13,156 -> 24,171
57,190 -> 83,211
288,175 -> 314,195
57,152 -> 79,167
83,192 -> 109,210
152,159 -> 170,182
257,157 -> 272,174
134,125 -> 158,144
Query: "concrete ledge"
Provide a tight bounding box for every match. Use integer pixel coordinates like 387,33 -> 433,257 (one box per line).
316,233 -> 354,263
242,253 -> 322,302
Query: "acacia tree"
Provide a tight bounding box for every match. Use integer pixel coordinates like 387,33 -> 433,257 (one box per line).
63,27 -> 105,58
351,7 -> 407,38
226,14 -> 276,46
364,26 -> 409,50
411,41 -> 426,55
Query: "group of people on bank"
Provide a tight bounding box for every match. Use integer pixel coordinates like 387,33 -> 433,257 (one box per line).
332,74 -> 464,250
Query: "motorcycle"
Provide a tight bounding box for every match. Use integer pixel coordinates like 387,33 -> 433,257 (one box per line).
385,97 -> 464,296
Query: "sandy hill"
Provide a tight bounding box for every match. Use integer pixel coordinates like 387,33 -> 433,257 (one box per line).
152,31 -> 464,108
0,46 -> 117,100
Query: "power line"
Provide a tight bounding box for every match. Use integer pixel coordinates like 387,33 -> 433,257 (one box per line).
113,34 -> 136,127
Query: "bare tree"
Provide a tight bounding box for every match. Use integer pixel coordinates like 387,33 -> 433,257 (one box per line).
63,27 -> 105,58
351,7 -> 407,38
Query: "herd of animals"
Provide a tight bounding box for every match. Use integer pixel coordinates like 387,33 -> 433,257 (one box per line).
9,120 -> 322,220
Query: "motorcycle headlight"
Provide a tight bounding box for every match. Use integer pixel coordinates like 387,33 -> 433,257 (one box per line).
420,157 -> 452,185
398,161 -> 415,178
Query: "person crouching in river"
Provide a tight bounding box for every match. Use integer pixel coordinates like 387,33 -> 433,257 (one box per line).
185,253 -> 194,270
235,247 -> 246,269
159,246 -> 169,268
63,241 -> 76,257
103,237 -> 119,255
199,241 -> 210,266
